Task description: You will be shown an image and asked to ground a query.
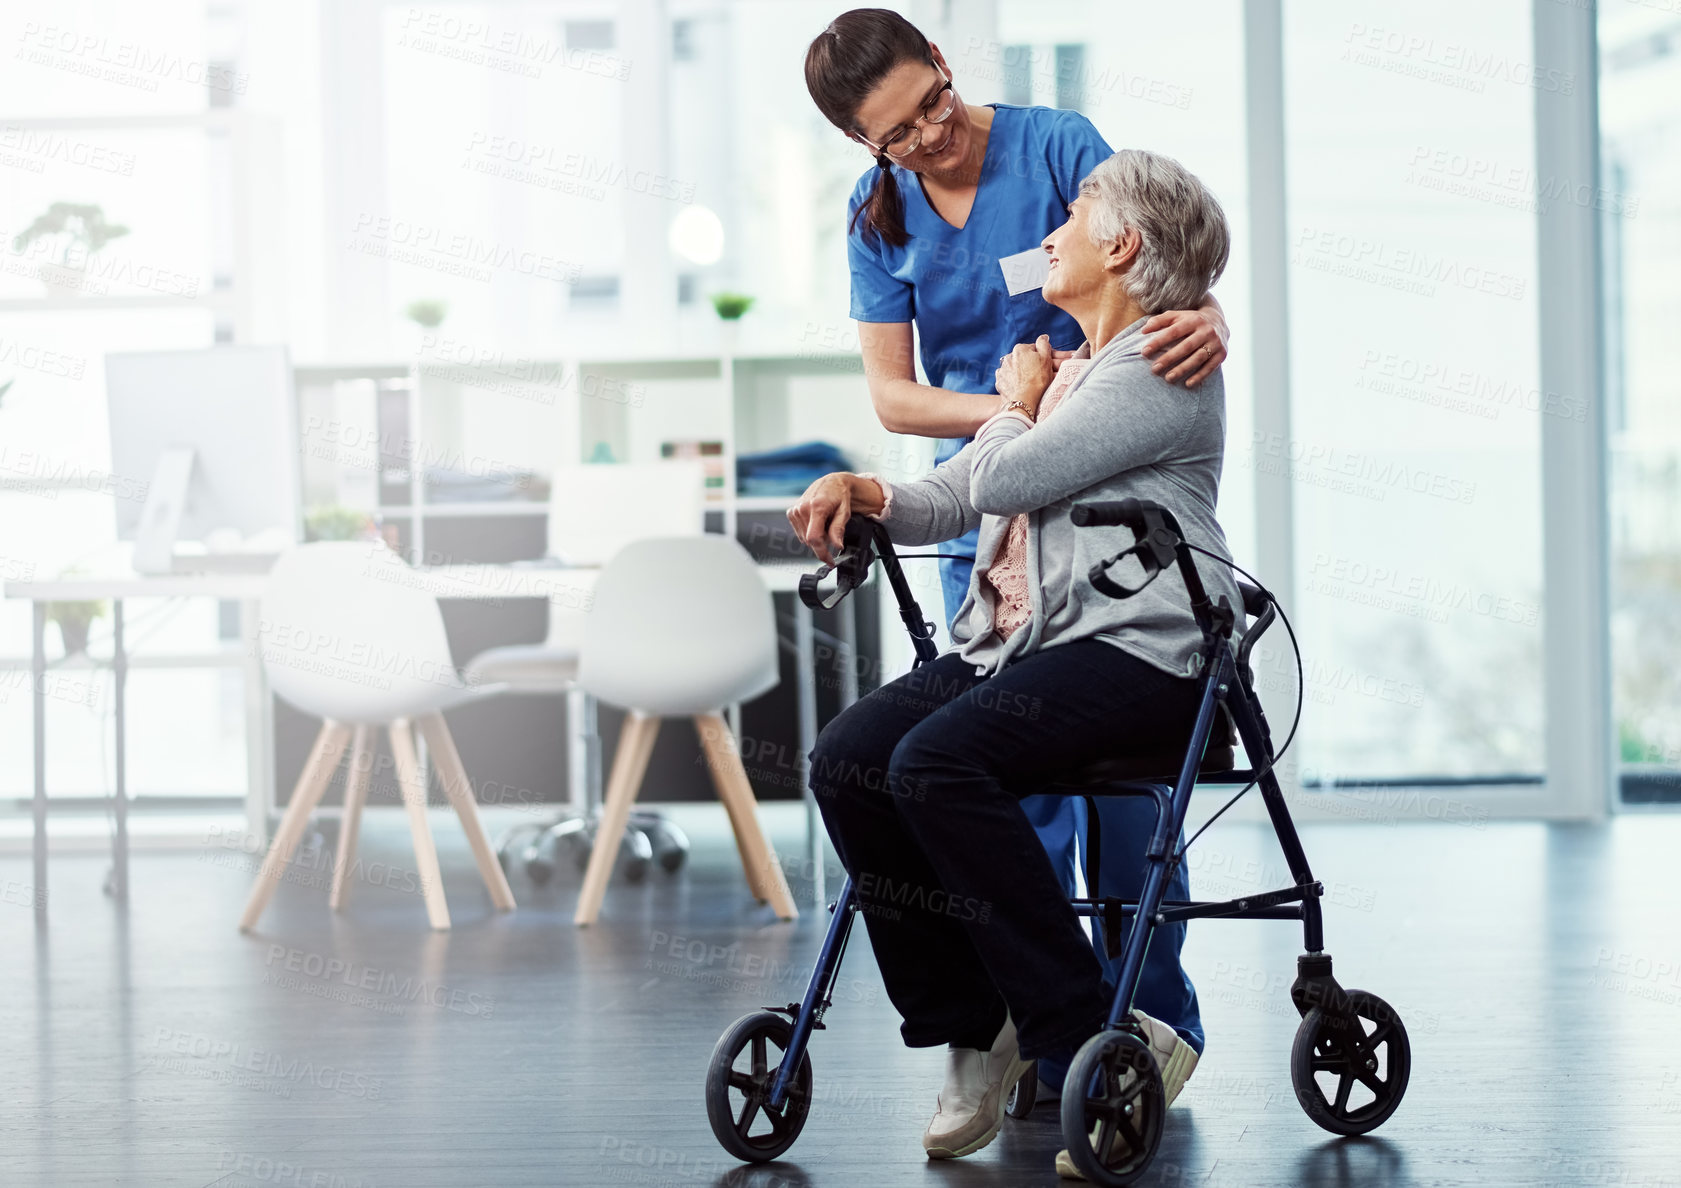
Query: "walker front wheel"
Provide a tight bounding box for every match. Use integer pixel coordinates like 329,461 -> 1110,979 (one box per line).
706,1011 -> 813,1163
1060,1030 -> 1164,1186
1290,988 -> 1410,1135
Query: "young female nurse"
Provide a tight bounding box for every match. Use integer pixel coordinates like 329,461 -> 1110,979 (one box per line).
804,9 -> 1223,1087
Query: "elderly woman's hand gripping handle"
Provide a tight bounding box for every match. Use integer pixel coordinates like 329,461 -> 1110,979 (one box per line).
787,473 -> 889,565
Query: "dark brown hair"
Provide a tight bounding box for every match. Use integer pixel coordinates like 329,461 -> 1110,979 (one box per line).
805,8 -> 932,249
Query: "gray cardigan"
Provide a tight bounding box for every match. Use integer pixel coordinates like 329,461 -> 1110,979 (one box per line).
878,316 -> 1240,680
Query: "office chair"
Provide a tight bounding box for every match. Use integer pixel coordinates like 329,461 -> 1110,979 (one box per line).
471,462 -> 705,884
573,534 -> 797,924
240,540 -> 516,931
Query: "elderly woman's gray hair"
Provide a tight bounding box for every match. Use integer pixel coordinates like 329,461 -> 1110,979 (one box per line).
1078,149 -> 1230,314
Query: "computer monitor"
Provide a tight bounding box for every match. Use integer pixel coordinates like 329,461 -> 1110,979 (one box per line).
105,346 -> 302,572
546,462 -> 706,566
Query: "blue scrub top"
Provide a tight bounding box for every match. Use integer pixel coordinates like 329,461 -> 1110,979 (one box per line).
845,104 -> 1115,624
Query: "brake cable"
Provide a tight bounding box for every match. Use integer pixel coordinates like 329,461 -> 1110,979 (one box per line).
1176,543 -> 1305,856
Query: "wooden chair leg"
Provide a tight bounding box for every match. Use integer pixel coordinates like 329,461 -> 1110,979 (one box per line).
692,715 -> 771,902
239,721 -> 351,931
574,712 -> 661,927
389,718 -> 451,930
694,711 -> 798,921
329,724 -> 374,912
419,712 -> 515,912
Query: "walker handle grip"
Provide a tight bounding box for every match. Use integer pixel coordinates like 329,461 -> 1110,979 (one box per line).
1069,499 -> 1144,532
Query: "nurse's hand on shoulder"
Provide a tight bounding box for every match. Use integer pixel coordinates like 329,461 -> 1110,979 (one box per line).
1142,305 -> 1229,388
995,334 -> 1057,416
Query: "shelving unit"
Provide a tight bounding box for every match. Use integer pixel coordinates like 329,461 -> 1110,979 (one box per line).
297,344 -> 883,555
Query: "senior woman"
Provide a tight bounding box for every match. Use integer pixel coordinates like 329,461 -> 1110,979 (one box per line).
786,148 -> 1239,1177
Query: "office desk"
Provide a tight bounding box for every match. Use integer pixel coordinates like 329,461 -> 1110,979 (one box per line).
4,570 -> 270,905
5,556 -> 859,909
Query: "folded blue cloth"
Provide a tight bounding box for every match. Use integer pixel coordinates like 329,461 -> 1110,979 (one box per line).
735,440 -> 852,496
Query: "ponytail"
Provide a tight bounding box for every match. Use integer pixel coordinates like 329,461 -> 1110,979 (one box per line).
851,152 -> 908,249
806,8 -> 928,250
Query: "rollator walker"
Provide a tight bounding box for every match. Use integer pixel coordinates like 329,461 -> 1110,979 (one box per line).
705,499 -> 1411,1185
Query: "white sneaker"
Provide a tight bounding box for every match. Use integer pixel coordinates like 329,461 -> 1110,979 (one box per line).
1128,1009 -> 1199,1105
1054,1010 -> 1198,1180
922,1014 -> 1034,1159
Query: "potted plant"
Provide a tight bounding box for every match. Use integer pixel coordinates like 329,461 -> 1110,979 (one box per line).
11,202 -> 130,297
304,505 -> 378,542
709,292 -> 754,320
47,597 -> 106,657
710,292 -> 753,357
404,298 -> 448,329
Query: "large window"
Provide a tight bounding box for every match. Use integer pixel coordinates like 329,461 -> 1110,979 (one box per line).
1600,5 -> 1681,806
379,3 -> 630,351
1282,1 -> 1547,786
0,0 -> 243,802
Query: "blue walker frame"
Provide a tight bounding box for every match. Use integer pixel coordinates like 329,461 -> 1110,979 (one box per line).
706,500 -> 1410,1185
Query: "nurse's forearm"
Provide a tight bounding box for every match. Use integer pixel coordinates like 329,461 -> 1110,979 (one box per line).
870,377 -> 996,438
856,320 -> 997,437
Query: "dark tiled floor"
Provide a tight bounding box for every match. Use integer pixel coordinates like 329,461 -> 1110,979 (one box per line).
3,809 -> 1679,1187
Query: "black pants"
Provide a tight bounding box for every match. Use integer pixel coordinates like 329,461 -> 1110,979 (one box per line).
808,640 -> 1205,1061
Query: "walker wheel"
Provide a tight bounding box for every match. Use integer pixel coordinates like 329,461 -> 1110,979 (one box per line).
1291,988 -> 1410,1135
1006,1062 -> 1038,1118
1060,1030 -> 1164,1186
706,1011 -> 813,1163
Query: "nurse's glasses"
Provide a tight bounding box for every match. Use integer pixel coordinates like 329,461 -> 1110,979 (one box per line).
856,64 -> 957,159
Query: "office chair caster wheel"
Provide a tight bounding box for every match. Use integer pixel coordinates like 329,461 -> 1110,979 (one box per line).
300,827 -> 329,866
496,822 -> 545,877
706,1010 -> 812,1163
519,830 -> 558,885
619,826 -> 655,883
637,816 -> 689,874
1291,989 -> 1410,1136
566,830 -> 594,873
1006,1062 -> 1038,1117
1060,1030 -> 1164,1186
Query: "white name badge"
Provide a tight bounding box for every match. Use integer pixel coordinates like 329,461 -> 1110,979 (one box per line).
998,247 -> 1051,296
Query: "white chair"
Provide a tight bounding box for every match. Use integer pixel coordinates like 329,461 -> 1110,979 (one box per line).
467,462 -> 706,880
573,534 -> 798,925
238,540 -> 515,931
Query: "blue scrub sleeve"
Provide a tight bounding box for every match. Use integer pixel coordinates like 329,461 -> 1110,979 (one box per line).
846,187 -> 914,323
1047,109 -> 1115,206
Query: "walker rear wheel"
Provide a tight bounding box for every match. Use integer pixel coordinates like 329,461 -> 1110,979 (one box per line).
1006,1062 -> 1038,1118
1290,988 -> 1410,1135
1060,1030 -> 1164,1186
706,1011 -> 813,1163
